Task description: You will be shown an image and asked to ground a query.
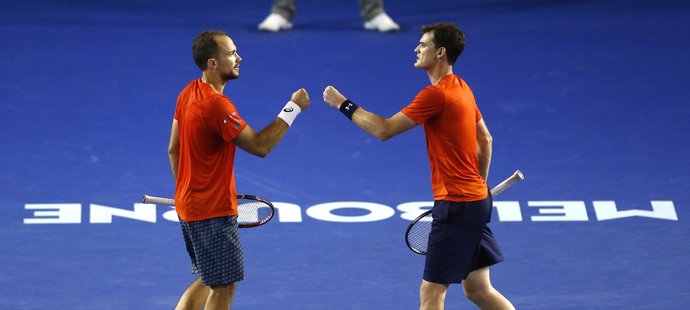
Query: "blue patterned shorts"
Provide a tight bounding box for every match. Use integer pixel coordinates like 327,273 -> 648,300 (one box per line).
179,216 -> 245,286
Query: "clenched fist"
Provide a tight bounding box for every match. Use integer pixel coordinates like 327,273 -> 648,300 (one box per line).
291,88 -> 310,110
323,86 -> 347,109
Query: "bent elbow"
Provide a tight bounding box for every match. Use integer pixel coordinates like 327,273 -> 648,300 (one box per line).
377,133 -> 393,142
373,128 -> 395,142
255,151 -> 269,158
479,133 -> 493,146
167,146 -> 178,158
238,142 -> 272,158
485,134 -> 493,145
253,146 -> 271,158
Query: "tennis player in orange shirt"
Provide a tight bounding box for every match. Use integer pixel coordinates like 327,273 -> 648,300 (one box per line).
323,23 -> 514,310
168,31 -> 309,310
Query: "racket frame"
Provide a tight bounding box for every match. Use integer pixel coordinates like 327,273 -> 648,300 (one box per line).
236,194 -> 275,228
405,209 -> 433,255
404,170 -> 524,255
141,194 -> 275,228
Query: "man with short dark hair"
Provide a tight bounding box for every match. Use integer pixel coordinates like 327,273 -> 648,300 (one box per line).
169,30 -> 310,309
322,22 -> 514,309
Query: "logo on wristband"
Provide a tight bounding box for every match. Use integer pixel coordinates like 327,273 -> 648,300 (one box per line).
283,107 -> 294,112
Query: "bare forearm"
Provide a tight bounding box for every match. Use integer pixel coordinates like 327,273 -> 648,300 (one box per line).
257,118 -> 290,153
476,141 -> 492,181
351,108 -> 394,141
477,136 -> 492,181
238,118 -> 290,158
168,119 -> 180,183
235,89 -> 309,157
475,119 -> 492,181
168,152 -> 179,181
322,86 -> 416,141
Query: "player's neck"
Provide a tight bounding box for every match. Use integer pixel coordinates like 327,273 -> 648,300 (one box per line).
426,64 -> 453,85
201,73 -> 226,94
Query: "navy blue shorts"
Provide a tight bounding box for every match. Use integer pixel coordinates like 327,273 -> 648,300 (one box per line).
179,216 -> 245,287
423,192 -> 504,284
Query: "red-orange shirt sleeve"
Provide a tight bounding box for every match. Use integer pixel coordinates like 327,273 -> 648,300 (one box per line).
206,96 -> 247,142
401,86 -> 446,124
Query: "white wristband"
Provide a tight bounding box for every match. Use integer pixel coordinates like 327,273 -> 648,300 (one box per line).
277,101 -> 302,126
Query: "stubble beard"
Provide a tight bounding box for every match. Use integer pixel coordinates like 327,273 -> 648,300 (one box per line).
222,70 -> 239,82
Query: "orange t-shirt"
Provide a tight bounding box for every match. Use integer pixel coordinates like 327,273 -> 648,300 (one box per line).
173,79 -> 247,221
401,74 -> 487,202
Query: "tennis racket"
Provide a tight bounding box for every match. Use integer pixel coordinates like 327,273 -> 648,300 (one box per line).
405,170 -> 525,255
142,194 -> 275,228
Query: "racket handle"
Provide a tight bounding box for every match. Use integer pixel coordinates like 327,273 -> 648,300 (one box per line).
490,170 -> 524,197
142,195 -> 175,206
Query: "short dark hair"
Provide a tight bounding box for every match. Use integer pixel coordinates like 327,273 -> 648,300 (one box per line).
192,30 -> 228,70
421,22 -> 465,65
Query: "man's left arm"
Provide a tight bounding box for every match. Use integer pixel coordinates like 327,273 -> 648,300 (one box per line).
475,118 -> 492,181
323,86 -> 417,141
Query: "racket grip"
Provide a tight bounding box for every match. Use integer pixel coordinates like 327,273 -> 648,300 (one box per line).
490,170 -> 524,197
142,195 -> 175,206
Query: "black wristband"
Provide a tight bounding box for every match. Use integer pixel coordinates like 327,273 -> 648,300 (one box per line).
339,99 -> 360,120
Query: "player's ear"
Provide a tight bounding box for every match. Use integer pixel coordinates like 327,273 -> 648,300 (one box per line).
207,58 -> 217,69
436,47 -> 446,60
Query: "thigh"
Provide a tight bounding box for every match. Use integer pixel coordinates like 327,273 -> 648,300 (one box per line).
424,200 -> 487,284
184,216 -> 245,286
426,201 -> 486,254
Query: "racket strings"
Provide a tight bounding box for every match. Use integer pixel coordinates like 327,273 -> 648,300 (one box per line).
407,216 -> 433,253
237,200 -> 273,225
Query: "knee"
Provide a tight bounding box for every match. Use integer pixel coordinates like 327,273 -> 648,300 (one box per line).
210,282 -> 237,297
419,283 -> 436,299
463,286 -> 480,302
463,284 -> 492,303
419,281 -> 447,305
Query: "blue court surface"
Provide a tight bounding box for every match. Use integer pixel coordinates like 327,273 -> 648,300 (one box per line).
2,0 -> 689,309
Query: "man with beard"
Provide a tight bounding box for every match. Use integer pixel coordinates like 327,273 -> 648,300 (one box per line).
167,30 -> 310,309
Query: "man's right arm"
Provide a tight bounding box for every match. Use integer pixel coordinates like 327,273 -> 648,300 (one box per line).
322,86 -> 417,141
168,119 -> 180,181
